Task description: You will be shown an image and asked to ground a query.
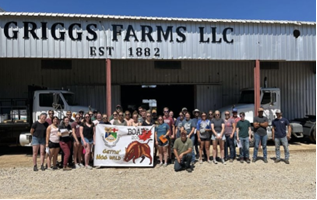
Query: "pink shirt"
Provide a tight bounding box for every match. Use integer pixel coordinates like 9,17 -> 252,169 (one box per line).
49,125 -> 59,143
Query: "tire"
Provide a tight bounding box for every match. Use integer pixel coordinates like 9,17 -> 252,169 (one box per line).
309,124 -> 316,143
249,131 -> 255,147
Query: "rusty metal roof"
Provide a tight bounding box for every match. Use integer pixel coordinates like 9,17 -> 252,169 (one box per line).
0,12 -> 315,25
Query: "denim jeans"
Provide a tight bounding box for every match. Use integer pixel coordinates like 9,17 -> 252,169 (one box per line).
190,135 -> 195,163
253,133 -> 268,159
274,136 -> 289,160
174,153 -> 192,171
224,135 -> 235,159
239,137 -> 249,158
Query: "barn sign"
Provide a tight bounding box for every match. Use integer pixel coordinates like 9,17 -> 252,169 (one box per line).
94,124 -> 154,167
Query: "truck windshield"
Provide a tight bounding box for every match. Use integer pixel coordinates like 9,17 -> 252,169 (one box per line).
238,90 -> 254,104
62,93 -> 78,106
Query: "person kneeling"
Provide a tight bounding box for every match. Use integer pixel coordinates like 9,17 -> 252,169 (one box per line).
173,131 -> 193,173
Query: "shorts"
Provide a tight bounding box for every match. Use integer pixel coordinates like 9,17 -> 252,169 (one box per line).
158,140 -> 169,147
211,133 -> 226,141
81,137 -> 93,145
200,138 -> 210,141
31,136 -> 46,146
75,137 -> 82,144
48,141 -> 60,149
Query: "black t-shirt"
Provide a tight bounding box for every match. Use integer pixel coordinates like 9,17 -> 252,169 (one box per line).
142,121 -> 153,126
58,124 -> 72,142
31,121 -> 49,138
81,123 -> 95,139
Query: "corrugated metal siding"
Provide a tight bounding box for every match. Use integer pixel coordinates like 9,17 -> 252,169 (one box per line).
0,15 -> 315,60
111,85 -> 121,110
0,58 -> 108,113
260,62 -> 316,120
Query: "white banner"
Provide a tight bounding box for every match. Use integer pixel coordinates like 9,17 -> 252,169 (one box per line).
94,124 -> 155,167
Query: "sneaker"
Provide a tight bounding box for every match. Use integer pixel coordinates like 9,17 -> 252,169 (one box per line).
285,160 -> 290,164
52,166 -> 58,170
40,165 -> 45,171
264,158 -> 268,163
190,162 -> 194,166
79,163 -> 84,168
240,159 -> 244,163
75,164 -> 81,169
33,165 -> 38,172
95,166 -> 101,169
246,159 -> 250,164
213,160 -> 218,164
199,159 -> 203,164
159,162 -> 163,167
229,159 -> 233,162
207,160 -> 212,164
63,167 -> 72,171
275,159 -> 281,163
46,167 -> 53,171
85,165 -> 92,170
252,158 -> 256,163
186,168 -> 193,173
221,159 -> 226,165
163,163 -> 167,167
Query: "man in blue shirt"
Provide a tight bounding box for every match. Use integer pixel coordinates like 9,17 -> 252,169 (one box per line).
272,109 -> 291,164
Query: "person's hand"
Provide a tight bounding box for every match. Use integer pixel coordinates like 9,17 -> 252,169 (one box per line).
76,141 -> 80,146
230,134 -> 234,139
198,138 -> 201,143
287,135 -> 291,140
177,157 -> 181,164
237,137 -> 240,143
155,141 -> 158,146
83,142 -> 87,148
249,137 -> 251,141
272,136 -> 274,141
179,153 -> 183,160
187,135 -> 190,138
93,141 -> 95,145
171,134 -> 174,139
163,135 -> 166,138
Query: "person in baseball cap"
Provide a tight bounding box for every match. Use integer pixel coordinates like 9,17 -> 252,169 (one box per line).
232,108 -> 238,113
182,107 -> 188,115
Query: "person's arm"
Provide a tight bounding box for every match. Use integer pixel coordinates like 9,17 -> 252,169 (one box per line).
174,148 -> 180,163
248,126 -> 252,140
155,131 -> 158,146
260,119 -> 269,128
188,127 -> 195,138
30,128 -> 35,136
272,125 -> 275,141
253,117 -> 259,128
93,126 -> 96,145
79,126 -> 86,147
72,126 -> 79,144
236,126 -> 240,142
231,121 -> 236,139
287,125 -> 291,140
46,126 -> 51,147
220,122 -> 225,136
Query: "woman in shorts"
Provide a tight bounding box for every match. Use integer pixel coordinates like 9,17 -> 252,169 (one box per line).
155,115 -> 170,167
197,112 -> 212,164
79,113 -> 95,169
72,114 -> 84,168
46,116 -> 60,170
211,110 -> 226,164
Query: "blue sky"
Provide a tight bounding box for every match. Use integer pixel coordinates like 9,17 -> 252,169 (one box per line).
0,0 -> 316,21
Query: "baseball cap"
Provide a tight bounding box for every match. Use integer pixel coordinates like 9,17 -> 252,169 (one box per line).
258,108 -> 264,112
116,104 -> 122,108
232,108 -> 238,112
193,109 -> 200,114
78,110 -> 84,113
275,109 -> 281,113
182,107 -> 187,111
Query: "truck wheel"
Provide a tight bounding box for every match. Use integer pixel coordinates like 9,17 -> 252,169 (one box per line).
249,131 -> 255,147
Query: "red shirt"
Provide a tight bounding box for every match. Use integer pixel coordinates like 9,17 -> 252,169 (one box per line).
163,116 -> 174,136
46,118 -> 53,125
230,116 -> 241,124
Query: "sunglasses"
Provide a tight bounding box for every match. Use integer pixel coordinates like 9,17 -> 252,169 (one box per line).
119,114 -> 123,116
49,113 -> 54,115
209,114 -> 213,115
215,114 -> 220,116
179,115 -> 183,117
125,113 -> 130,115
102,117 -> 108,119
75,117 -> 80,119
146,116 -> 151,117
85,116 -> 90,118
202,115 -> 206,117
225,114 -> 230,116
163,111 -> 169,113
67,113 -> 71,115
240,115 -> 244,117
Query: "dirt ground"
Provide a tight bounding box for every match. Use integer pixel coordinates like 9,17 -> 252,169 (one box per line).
0,140 -> 315,199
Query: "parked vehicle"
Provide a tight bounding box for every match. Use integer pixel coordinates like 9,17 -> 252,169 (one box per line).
218,87 -> 316,146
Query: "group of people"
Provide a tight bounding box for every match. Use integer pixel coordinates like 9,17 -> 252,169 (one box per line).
30,104 -> 291,173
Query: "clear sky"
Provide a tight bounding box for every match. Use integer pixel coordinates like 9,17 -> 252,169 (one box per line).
0,0 -> 316,22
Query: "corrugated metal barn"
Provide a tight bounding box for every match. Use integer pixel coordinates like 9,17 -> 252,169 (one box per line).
0,12 -> 315,120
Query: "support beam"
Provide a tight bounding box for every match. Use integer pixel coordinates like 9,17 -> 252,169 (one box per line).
106,59 -> 112,117
254,60 -> 260,116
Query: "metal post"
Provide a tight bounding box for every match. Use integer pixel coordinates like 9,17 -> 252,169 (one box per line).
106,59 -> 111,117
254,60 -> 260,116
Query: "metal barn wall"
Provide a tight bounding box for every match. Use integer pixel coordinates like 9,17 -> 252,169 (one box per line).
0,58 -> 108,113
260,62 -> 316,120
0,13 -> 315,61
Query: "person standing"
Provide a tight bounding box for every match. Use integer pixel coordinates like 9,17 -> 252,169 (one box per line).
236,112 -> 252,164
113,111 -> 127,126
72,114 -> 84,169
224,111 -> 236,162
173,131 -> 193,173
79,113 -> 95,169
272,109 -> 291,164
181,112 -> 196,166
155,115 -> 170,167
253,107 -> 269,163
196,112 -> 212,164
230,108 -> 240,160
175,112 -> 185,138
110,105 -> 123,120
124,110 -> 134,126
151,109 -> 158,125
91,110 -> 98,121
65,111 -> 74,124
78,110 -> 84,122
100,114 -> 111,125
163,107 -> 175,163
46,116 -> 60,170
58,117 -> 73,171
211,110 -> 226,164
93,113 -> 103,125
110,111 -> 118,125
192,109 -> 201,160
30,113 -> 49,171
142,112 -> 154,126
46,110 -> 54,125
169,111 -> 177,122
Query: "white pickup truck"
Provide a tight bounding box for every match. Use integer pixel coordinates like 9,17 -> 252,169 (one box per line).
218,87 -> 316,146
0,86 -> 93,146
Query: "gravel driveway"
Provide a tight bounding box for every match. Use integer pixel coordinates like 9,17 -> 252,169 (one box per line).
0,147 -> 315,199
